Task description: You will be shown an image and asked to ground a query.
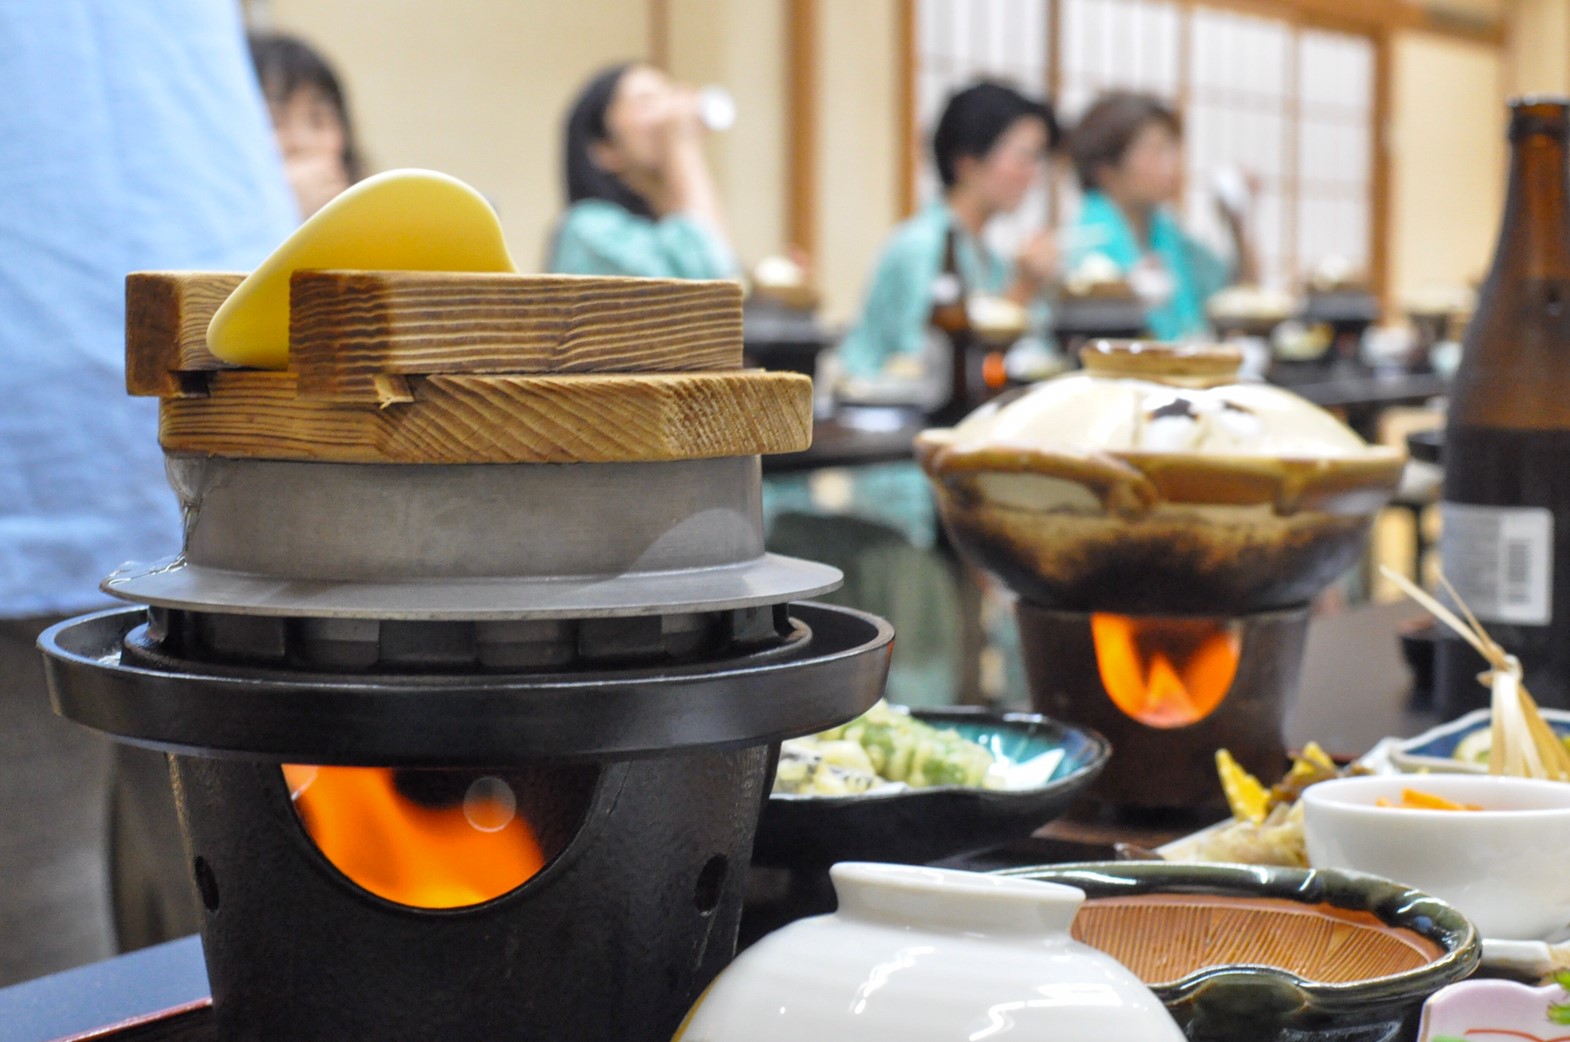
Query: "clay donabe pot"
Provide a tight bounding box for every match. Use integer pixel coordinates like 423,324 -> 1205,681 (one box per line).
915,341 -> 1405,614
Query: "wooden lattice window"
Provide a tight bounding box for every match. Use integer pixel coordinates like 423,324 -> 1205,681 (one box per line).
911,0 -> 1378,290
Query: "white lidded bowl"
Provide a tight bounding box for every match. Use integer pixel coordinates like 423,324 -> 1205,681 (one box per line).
1302,774 -> 1570,940
675,862 -> 1184,1041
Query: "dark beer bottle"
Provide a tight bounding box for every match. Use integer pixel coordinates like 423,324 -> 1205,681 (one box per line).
928,225 -> 975,426
1437,97 -> 1570,715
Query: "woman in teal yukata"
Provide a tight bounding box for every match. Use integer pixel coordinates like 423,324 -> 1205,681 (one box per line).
549,63 -> 735,279
828,79 -> 1061,549
1064,92 -> 1257,340
801,82 -> 1062,706
837,81 -> 1061,390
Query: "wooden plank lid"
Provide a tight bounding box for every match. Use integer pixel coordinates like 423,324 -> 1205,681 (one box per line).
126,270 -> 812,464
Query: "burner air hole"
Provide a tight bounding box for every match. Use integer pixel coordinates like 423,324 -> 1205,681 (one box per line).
194,856 -> 220,912
694,854 -> 728,914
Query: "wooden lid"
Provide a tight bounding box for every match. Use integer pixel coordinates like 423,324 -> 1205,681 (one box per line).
1079,339 -> 1243,386
126,270 -> 812,464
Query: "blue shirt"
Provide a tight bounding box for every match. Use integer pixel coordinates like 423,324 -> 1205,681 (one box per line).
549,199 -> 735,280
1068,190 -> 1232,340
0,1 -> 298,616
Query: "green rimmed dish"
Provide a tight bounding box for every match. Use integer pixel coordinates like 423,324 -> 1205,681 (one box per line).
754,708 -> 1109,868
1000,861 -> 1480,1042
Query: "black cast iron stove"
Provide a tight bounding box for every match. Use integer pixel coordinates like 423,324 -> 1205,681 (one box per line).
38,270 -> 891,1041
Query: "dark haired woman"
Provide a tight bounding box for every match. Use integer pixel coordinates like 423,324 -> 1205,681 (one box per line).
549,63 -> 734,278
1065,91 -> 1256,340
837,80 -> 1060,382
780,82 -> 1058,708
249,31 -> 362,218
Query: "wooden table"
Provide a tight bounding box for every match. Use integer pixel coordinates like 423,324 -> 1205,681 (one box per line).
762,406 -> 927,474
1272,364 -> 1447,441
0,600 -> 1436,1041
742,303 -> 830,381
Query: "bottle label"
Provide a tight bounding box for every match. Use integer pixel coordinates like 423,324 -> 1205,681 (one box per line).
1441,503 -> 1554,625
930,272 -> 961,307
918,327 -> 952,410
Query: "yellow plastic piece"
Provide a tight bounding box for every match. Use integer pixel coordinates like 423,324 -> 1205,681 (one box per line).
1216,748 -> 1269,824
206,169 -> 517,368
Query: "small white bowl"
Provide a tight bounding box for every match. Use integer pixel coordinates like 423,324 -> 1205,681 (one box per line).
1302,774 -> 1570,940
675,862 -> 1184,1041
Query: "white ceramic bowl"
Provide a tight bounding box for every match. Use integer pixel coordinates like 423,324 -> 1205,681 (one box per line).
1302,774 -> 1570,940
675,862 -> 1184,1041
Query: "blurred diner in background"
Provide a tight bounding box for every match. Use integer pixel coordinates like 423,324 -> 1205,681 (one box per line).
549,62 -> 738,278
6,0 -> 1570,1021
248,30 -> 365,218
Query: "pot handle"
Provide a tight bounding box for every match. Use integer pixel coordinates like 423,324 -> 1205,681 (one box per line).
915,434 -> 1160,517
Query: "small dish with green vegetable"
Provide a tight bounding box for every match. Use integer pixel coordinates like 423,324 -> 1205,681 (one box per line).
755,704 -> 1109,867
1390,706 -> 1570,776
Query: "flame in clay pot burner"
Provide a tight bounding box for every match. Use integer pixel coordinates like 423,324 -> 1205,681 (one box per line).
1090,614 -> 1242,728
281,765 -> 545,909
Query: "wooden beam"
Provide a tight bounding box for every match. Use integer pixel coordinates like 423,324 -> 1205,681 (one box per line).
288,270 -> 743,401
160,370 -> 813,464
1283,19 -> 1302,286
786,0 -> 819,258
125,272 -> 243,397
1175,3 -> 1194,211
896,0 -> 918,218
1186,0 -> 1502,43
1371,27 -> 1394,314
649,0 -> 671,67
1047,0 -> 1064,220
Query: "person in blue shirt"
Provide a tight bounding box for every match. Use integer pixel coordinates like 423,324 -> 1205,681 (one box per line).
0,1 -> 296,985
549,63 -> 735,279
1064,91 -> 1257,340
837,81 -> 1061,383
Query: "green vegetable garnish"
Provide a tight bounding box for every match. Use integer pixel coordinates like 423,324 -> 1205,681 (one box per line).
1548,968 -> 1570,1025
787,701 -> 998,792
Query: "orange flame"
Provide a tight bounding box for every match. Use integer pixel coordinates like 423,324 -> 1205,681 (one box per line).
1090,613 -> 1241,728
281,765 -> 545,909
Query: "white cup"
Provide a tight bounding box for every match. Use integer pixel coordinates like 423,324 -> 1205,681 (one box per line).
699,85 -> 736,132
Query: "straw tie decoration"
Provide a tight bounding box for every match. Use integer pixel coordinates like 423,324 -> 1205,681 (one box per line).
1379,565 -> 1570,782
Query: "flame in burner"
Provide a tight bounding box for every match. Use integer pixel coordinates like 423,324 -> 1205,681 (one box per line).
1090,614 -> 1242,728
281,765 -> 545,909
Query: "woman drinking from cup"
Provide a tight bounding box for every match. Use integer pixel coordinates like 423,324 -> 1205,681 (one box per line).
549,63 -> 736,279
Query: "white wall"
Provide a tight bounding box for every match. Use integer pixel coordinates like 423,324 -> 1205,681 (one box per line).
265,0 -> 652,270
814,0 -> 904,325
666,0 -> 790,270
1507,0 -> 1570,95
1389,32 -> 1506,301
